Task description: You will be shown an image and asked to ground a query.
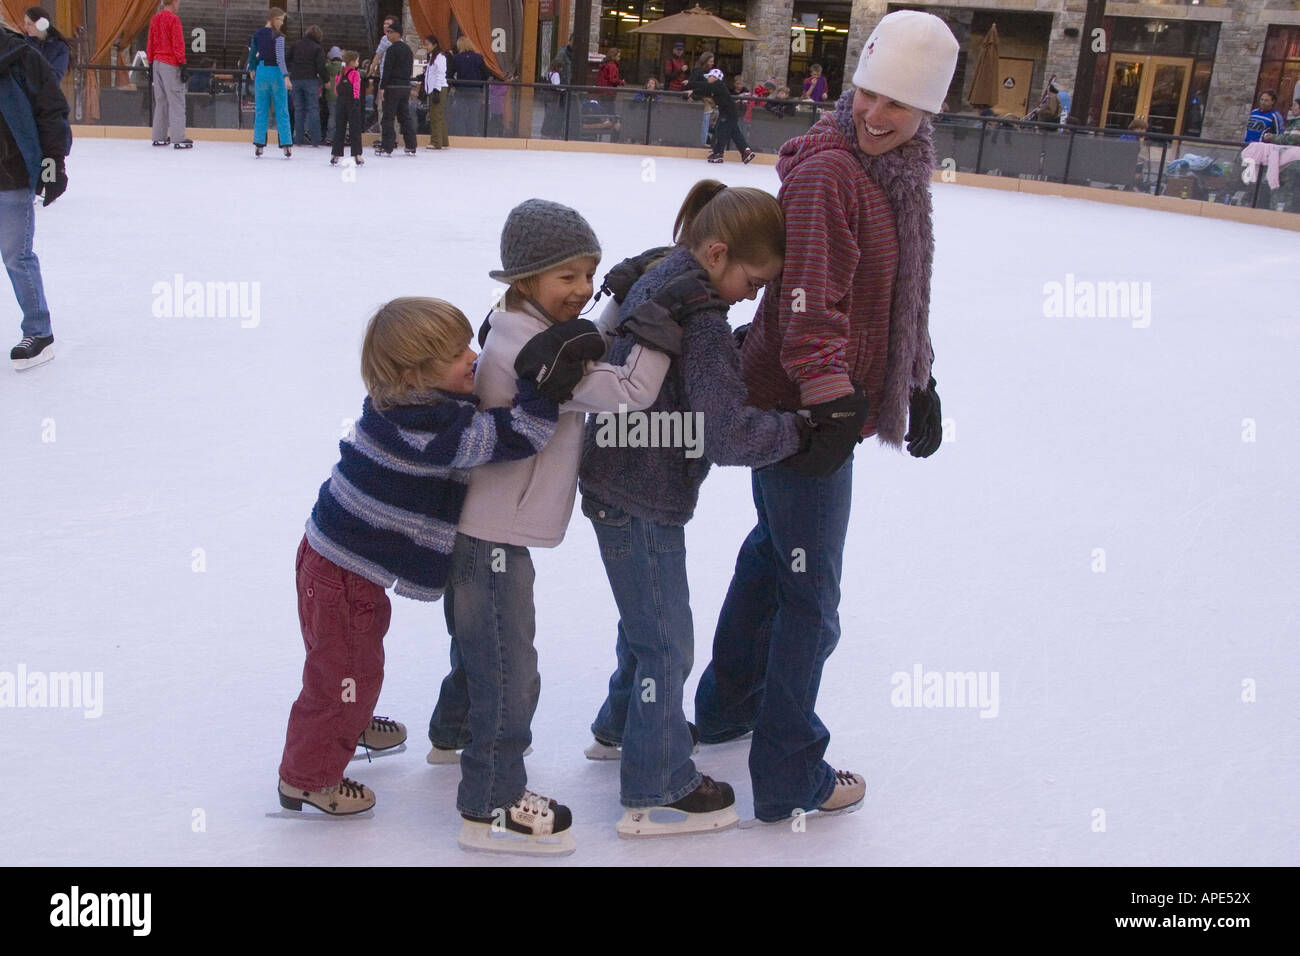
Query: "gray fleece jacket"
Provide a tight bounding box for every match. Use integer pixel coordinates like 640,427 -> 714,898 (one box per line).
579,245 -> 802,526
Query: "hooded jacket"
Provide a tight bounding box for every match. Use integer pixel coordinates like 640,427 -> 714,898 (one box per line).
0,27 -> 69,192
740,89 -> 936,447
579,246 -> 801,527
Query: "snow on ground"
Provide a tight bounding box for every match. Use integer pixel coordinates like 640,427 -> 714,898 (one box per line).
2,138 -> 1297,866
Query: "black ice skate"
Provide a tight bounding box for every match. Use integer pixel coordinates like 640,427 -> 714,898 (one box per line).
11,335 -> 54,370
616,775 -> 739,838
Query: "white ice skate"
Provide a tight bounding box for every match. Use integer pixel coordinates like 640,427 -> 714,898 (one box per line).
350,716 -> 407,762
737,770 -> 866,829
615,775 -> 738,839
457,790 -> 575,857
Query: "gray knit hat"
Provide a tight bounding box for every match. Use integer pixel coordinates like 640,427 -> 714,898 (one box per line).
489,199 -> 602,283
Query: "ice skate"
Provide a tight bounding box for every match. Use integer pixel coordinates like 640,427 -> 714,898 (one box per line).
254,144 -> 264,158
277,776 -> 374,816
351,716 -> 407,762
427,742 -> 531,764
173,139 -> 194,149
152,137 -> 170,147
11,335 -> 54,370
283,146 -> 292,159
404,147 -> 417,155
458,790 -> 575,857
616,775 -> 738,838
742,149 -> 756,164
738,769 -> 866,829
585,722 -> 700,760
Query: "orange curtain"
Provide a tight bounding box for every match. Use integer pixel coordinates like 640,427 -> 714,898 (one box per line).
409,0 -> 452,53
81,0 -> 157,124
446,0 -> 504,79
2,2 -> 28,31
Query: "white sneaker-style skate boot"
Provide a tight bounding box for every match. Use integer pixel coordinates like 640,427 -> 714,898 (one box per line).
458,790 -> 575,857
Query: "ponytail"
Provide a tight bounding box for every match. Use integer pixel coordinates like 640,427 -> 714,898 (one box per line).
672,179 -> 784,265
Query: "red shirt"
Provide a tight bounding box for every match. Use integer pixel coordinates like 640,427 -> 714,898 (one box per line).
146,8 -> 186,67
664,56 -> 687,90
597,60 -> 623,88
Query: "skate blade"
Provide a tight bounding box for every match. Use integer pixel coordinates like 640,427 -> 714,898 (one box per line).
265,808 -> 374,822
616,806 -> 739,839
428,745 -> 531,765
13,346 -> 55,371
457,820 -> 575,857
584,740 -> 621,761
737,799 -> 865,830
350,741 -> 407,763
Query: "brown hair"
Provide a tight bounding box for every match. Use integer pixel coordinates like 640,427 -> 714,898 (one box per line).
672,180 -> 784,266
342,50 -> 359,65
360,298 -> 473,409
306,25 -> 322,43
266,7 -> 285,23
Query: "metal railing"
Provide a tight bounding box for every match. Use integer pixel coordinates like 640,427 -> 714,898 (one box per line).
72,64 -> 1298,216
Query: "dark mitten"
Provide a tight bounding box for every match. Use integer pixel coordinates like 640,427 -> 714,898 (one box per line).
37,158 -> 67,207
598,245 -> 673,303
513,319 -> 606,402
617,300 -> 682,356
781,389 -> 869,477
732,323 -> 751,350
905,376 -> 942,459
652,268 -> 727,321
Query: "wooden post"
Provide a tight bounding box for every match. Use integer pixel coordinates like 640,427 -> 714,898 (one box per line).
520,0 -> 540,135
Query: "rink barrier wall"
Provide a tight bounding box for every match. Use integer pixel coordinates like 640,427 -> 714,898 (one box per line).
72,126 -> 1298,233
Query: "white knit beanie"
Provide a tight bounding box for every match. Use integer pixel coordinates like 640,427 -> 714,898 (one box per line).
852,10 -> 958,114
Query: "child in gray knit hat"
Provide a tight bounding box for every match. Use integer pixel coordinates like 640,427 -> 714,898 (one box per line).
428,197 -> 682,856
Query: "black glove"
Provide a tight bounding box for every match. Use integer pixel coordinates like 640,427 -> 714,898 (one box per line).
905,376 -> 942,459
732,323 -> 750,350
652,269 -> 726,322
781,389 -> 869,477
513,319 -> 606,402
37,158 -> 67,207
598,245 -> 673,304
617,300 -> 682,356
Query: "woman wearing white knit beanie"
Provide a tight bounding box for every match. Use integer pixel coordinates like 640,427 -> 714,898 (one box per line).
694,10 -> 959,824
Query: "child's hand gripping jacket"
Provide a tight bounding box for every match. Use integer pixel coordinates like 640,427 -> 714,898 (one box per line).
513,319 -> 607,402
617,269 -> 728,357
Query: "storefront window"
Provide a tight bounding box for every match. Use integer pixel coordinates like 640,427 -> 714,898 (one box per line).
598,0 -> 748,85
1096,17 -> 1219,136
788,3 -> 851,99
1256,25 -> 1300,111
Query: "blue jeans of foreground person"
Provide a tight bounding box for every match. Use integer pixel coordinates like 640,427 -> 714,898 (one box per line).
253,64 -> 291,146
585,496 -> 702,808
291,78 -> 321,144
0,188 -> 51,338
694,457 -> 854,822
434,533 -> 540,817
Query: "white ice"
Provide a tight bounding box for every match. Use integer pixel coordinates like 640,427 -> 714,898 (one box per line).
2,139 -> 1297,866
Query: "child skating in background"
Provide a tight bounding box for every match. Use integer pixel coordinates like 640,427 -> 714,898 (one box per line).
426,199 -> 685,856
330,50 -> 365,166
578,180 -> 857,837
277,296 -> 574,815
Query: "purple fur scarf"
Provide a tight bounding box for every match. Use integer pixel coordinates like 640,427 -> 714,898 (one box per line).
829,89 -> 937,448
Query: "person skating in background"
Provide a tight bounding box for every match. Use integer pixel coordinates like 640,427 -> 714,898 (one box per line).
694,10 -> 956,825
366,14 -> 395,131
449,36 -> 487,135
801,62 -> 828,102
378,21 -> 416,155
2,20 -> 69,370
541,55 -> 566,139
329,50 -> 364,166
249,7 -> 292,158
426,199 -> 678,856
686,50 -> 717,147
579,181 -> 856,837
699,68 -> 755,164
287,24 -> 328,147
277,297 -> 568,816
323,46 -> 342,146
1245,89 -> 1285,144
146,0 -> 191,148
22,6 -> 68,82
421,35 -> 449,149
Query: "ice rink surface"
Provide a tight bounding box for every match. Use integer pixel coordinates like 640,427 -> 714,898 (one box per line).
2,138 -> 1297,866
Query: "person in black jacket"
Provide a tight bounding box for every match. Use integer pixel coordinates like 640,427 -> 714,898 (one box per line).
698,68 -> 754,164
0,24 -> 68,370
287,25 -> 329,146
378,23 -> 416,155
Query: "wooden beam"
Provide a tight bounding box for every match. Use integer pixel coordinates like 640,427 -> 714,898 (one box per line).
520,0 -> 539,135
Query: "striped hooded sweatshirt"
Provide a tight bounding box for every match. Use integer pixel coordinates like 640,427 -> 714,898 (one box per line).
305,382 -> 558,601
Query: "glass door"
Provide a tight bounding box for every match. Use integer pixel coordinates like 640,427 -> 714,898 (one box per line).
1102,54 -> 1192,133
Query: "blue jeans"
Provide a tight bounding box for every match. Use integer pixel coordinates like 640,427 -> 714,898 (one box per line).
254,64 -> 291,146
437,533 -> 540,817
291,78 -> 322,144
0,188 -> 50,338
326,97 -> 339,143
694,458 -> 854,821
585,496 -> 701,808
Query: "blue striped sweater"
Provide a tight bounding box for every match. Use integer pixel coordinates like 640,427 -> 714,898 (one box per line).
306,382 -> 558,601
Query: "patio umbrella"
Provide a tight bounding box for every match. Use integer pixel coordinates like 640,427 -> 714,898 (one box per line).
628,5 -> 758,42
966,23 -> 1000,109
